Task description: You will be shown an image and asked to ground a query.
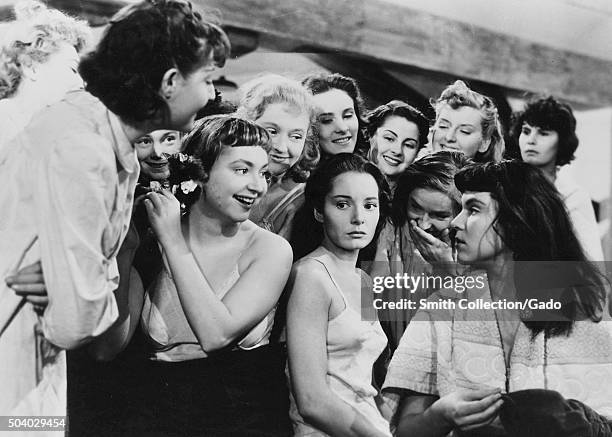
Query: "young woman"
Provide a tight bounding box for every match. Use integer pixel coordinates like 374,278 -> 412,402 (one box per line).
369,151 -> 470,350
510,96 -> 603,261
382,161 -> 612,436
238,74 -> 319,239
286,153 -> 393,436
138,115 -> 293,435
0,0 -> 90,151
303,73 -> 369,160
430,80 -> 504,163
365,100 -> 429,191
1,0 -> 229,418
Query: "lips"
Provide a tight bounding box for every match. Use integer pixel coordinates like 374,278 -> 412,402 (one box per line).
381,154 -> 403,166
348,231 -> 367,238
269,154 -> 290,163
234,194 -> 256,207
332,136 -> 353,145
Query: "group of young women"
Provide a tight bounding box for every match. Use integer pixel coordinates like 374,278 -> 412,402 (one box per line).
1,1 -> 611,436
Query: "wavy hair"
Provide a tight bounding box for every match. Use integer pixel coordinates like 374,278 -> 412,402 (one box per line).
79,0 -> 230,125
432,80 -> 505,163
0,0 -> 90,99
455,160 -> 607,337
237,74 -> 319,183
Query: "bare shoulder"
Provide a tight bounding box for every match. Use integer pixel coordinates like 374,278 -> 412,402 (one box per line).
287,257 -> 335,304
247,221 -> 292,258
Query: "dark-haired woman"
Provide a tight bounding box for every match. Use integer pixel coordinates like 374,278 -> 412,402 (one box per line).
286,153 -> 392,436
0,0 -> 229,419
383,161 -> 612,437
303,73 -> 370,160
510,96 -> 603,261
139,116 -> 292,435
369,151 -> 471,351
238,74 -> 319,240
365,100 -> 430,192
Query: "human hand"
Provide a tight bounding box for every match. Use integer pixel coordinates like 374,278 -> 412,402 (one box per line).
430,388 -> 504,433
409,220 -> 454,264
5,261 -> 48,314
144,189 -> 183,247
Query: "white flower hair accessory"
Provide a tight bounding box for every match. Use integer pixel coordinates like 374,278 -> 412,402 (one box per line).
179,180 -> 197,194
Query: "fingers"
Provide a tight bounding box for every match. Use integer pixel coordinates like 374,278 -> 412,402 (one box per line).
23,296 -> 49,306
15,261 -> 43,275
462,387 -> 502,401
12,284 -> 46,295
458,398 -> 504,431
410,221 -> 448,247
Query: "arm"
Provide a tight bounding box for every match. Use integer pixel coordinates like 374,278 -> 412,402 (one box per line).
394,390 -> 503,437
286,262 -> 390,437
146,190 -> 292,352
35,133 -> 124,349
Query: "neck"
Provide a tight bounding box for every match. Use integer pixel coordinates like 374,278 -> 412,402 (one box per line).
9,81 -> 50,118
539,162 -> 557,183
188,198 -> 241,240
319,237 -> 359,269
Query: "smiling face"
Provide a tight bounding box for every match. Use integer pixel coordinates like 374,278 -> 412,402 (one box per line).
255,103 -> 310,177
134,130 -> 181,180
432,104 -> 490,158
201,146 -> 269,223
371,115 -> 420,177
519,122 -> 559,171
313,89 -> 359,155
407,187 -> 455,239
318,171 -> 380,252
451,192 -> 505,265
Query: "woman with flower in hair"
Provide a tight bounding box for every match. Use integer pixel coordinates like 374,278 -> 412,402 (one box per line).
383,161 -> 612,437
0,0 -> 90,151
365,100 -> 430,192
509,96 -> 603,261
238,74 -> 319,239
303,72 -> 370,161
430,80 -> 504,163
138,115 -> 292,435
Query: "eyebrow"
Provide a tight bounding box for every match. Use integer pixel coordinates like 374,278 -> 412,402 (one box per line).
464,198 -> 486,208
383,129 -> 398,138
230,159 -> 255,167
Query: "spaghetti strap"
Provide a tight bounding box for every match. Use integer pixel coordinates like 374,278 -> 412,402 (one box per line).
305,257 -> 350,309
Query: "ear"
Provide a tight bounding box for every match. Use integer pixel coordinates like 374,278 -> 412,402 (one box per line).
313,208 -> 324,223
159,68 -> 181,100
478,137 -> 492,154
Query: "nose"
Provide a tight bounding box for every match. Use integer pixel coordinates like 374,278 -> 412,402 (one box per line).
526,130 -> 537,144
351,205 -> 366,225
247,172 -> 267,195
152,141 -> 165,158
450,210 -> 465,231
272,135 -> 288,154
444,127 -> 457,143
333,118 -> 349,134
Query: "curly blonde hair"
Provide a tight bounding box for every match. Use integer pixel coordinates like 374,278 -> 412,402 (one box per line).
0,0 -> 90,99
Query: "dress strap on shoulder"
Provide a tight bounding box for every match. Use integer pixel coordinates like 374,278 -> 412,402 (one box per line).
304,256 -> 349,307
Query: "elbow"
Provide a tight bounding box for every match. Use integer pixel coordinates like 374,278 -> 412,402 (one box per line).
199,334 -> 234,353
296,392 -> 327,425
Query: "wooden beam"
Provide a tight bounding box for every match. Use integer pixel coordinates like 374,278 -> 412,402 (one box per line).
195,0 -> 612,107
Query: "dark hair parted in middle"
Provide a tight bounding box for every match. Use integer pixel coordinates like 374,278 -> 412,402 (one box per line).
79,0 -> 230,125
302,73 -> 370,158
290,153 -> 391,260
366,100 -> 430,148
169,115 -> 271,211
391,151 -> 471,228
454,160 -> 607,336
509,96 -> 579,166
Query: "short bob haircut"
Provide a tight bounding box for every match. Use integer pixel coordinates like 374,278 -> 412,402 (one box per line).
79,0 -> 230,126
0,0 -> 90,99
391,151 -> 471,228
168,115 -> 271,212
509,96 -> 579,166
432,80 -> 505,163
290,153 -> 391,260
237,74 -> 319,183
455,160 -> 606,337
302,73 -> 370,159
365,99 -> 430,154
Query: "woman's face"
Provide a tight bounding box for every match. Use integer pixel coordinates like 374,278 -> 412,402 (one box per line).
519,122 -> 559,169
451,191 -> 505,265
313,89 -> 359,155
370,116 -> 420,177
134,130 -> 181,181
319,171 -> 380,252
34,43 -> 82,105
431,104 -> 490,158
202,146 -> 269,223
407,188 -> 455,239
255,103 -> 310,177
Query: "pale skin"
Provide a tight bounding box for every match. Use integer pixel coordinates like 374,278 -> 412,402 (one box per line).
287,172 -> 390,437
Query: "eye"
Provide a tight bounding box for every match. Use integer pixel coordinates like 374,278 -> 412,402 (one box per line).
403,141 -> 418,149
383,136 -> 395,143
468,207 -> 479,215
134,138 -> 152,147
163,135 -> 178,144
437,123 -> 449,130
434,213 -> 451,220
290,134 -> 304,141
343,111 -> 355,119
336,201 -> 350,210
234,168 -> 248,175
540,130 -> 551,136
364,202 -> 379,210
521,126 -> 531,135
459,129 -> 474,135
266,128 -> 278,136
319,117 -> 333,125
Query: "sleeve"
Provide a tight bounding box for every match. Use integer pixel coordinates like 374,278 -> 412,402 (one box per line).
35,132 -> 120,349
564,187 -> 604,261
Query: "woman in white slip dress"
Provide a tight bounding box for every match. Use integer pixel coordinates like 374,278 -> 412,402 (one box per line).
286,153 -> 393,437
